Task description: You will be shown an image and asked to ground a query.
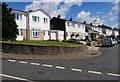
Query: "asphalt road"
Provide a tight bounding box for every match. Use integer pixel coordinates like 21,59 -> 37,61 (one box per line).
1,44 -> 120,81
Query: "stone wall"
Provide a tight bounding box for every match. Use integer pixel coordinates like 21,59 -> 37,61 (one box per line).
1,42 -> 86,55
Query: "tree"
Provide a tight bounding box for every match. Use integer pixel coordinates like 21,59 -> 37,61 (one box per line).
70,34 -> 74,38
75,34 -> 79,38
2,2 -> 18,41
0,3 -> 2,40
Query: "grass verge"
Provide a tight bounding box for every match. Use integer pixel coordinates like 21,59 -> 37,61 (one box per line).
10,41 -> 81,46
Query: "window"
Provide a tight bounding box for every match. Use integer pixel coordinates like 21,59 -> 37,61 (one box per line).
32,29 -> 40,37
72,32 -> 76,35
67,22 -> 70,26
66,32 -> 68,36
78,24 -> 80,27
72,23 -> 75,27
32,16 -> 39,22
19,29 -> 23,36
15,13 -> 22,20
43,18 -> 48,23
44,31 -> 49,35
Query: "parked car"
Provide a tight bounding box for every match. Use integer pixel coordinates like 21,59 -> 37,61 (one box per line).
69,38 -> 86,44
102,38 -> 114,46
114,39 -> 118,45
117,39 -> 120,44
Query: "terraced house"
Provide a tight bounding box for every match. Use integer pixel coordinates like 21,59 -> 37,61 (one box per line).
50,16 -> 86,40
12,9 -> 50,41
12,9 -> 119,41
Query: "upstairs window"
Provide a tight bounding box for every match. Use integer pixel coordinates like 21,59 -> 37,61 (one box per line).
72,23 -> 75,27
15,13 -> 22,20
43,18 -> 48,23
32,16 -> 39,22
78,24 -> 80,27
67,22 -> 70,26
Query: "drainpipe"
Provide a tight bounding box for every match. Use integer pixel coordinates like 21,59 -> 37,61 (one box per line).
26,13 -> 30,41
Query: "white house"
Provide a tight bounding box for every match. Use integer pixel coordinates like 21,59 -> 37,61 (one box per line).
65,20 -> 86,39
113,29 -> 119,36
50,17 -> 86,40
105,28 -> 113,36
12,9 -> 27,41
12,9 -> 51,41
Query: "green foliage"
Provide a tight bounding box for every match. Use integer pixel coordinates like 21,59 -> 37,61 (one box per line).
70,34 -> 74,38
63,39 -> 77,43
2,2 -> 18,41
99,35 -> 105,38
117,35 -> 120,39
11,41 -> 80,46
110,35 -> 115,39
46,39 -> 59,41
106,35 -> 115,39
75,34 -> 79,38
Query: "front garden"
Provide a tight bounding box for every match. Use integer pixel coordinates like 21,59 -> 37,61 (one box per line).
9,40 -> 81,46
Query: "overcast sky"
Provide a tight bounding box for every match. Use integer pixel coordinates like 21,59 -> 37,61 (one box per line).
5,0 -> 119,28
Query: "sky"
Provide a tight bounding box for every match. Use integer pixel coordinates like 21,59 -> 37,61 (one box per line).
5,0 -> 120,29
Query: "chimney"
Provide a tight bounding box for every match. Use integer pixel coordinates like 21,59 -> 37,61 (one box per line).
83,21 -> 86,24
90,23 -> 92,26
57,15 -> 61,19
70,18 -> 72,21
29,10 -> 32,12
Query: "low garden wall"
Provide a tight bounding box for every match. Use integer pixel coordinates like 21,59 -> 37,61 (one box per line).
1,42 -> 86,55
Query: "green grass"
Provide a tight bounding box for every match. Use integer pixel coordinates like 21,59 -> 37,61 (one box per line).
11,41 -> 81,46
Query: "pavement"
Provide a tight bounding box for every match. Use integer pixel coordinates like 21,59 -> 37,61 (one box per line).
0,46 -> 102,60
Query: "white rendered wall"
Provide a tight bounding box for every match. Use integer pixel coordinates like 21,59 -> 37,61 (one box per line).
29,10 -> 50,30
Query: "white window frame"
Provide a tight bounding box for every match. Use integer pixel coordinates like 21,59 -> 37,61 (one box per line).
43,18 -> 48,23
15,13 -> 22,20
32,29 -> 40,37
32,16 -> 39,22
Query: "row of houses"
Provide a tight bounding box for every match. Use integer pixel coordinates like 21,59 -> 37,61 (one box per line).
12,9 -> 119,41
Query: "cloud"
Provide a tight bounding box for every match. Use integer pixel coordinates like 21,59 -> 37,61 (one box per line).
112,23 -> 120,28
112,0 -> 119,13
25,0 -> 82,18
96,12 -> 101,14
76,11 -> 105,25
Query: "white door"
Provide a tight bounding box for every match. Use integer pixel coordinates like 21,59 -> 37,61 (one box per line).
51,31 -> 56,40
58,31 -> 64,40
44,31 -> 49,40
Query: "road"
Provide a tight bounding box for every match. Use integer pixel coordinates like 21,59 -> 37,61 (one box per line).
1,44 -> 119,81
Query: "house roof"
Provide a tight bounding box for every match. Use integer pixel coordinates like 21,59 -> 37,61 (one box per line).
12,9 -> 27,13
28,9 -> 51,18
85,25 -> 99,34
12,9 -> 51,18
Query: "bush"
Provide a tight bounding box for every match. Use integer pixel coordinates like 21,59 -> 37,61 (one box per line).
70,34 -> 74,38
75,34 -> 79,38
46,39 -> 58,41
64,39 -> 76,43
117,35 -> 120,39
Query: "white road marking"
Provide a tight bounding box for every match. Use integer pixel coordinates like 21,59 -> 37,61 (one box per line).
56,66 -> 65,69
71,68 -> 82,72
19,61 -> 27,64
31,63 -> 40,66
107,73 -> 120,77
8,60 -> 16,62
0,73 -> 31,81
88,71 -> 102,74
43,64 -> 53,67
